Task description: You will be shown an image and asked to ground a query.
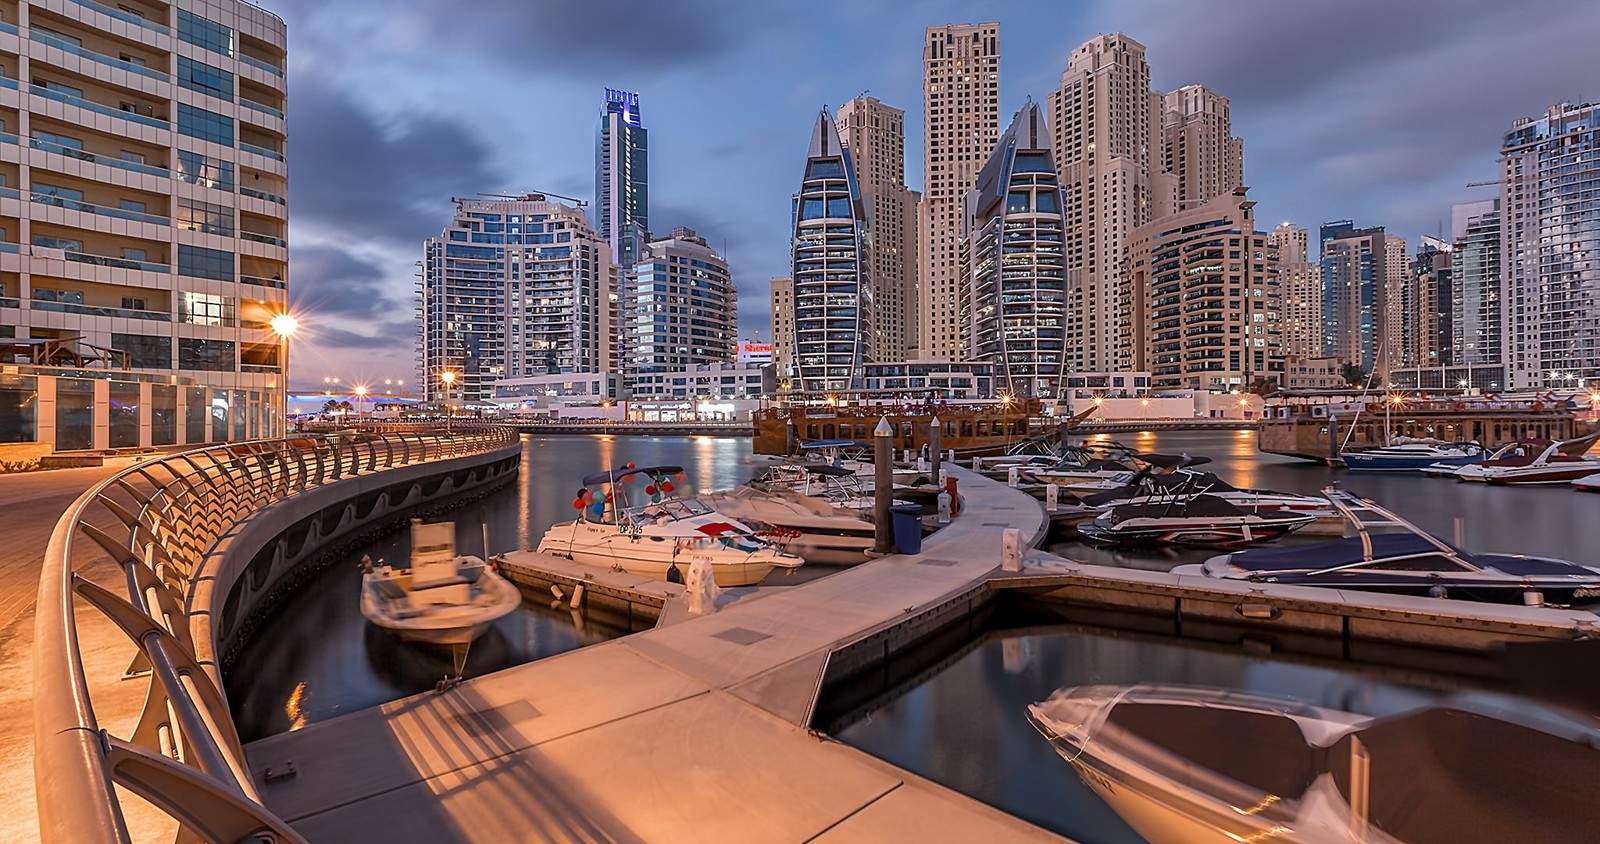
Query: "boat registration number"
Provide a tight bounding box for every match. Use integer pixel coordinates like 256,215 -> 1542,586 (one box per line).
1576,587 -> 1600,599
1079,767 -> 1118,796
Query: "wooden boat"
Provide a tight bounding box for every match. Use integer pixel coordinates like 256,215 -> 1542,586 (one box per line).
360,520 -> 521,646
753,397 -> 1069,457
1259,394 -> 1598,463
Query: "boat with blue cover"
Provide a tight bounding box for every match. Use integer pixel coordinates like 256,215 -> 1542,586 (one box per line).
1341,439 -> 1486,472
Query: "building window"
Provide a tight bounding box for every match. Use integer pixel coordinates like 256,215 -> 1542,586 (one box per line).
177,10 -> 234,56
180,292 -> 234,326
177,198 -> 234,235
120,296 -> 147,311
179,338 -> 235,371
177,103 -> 234,146
113,333 -> 171,369
177,56 -> 233,101
176,150 -> 234,190
178,245 -> 235,281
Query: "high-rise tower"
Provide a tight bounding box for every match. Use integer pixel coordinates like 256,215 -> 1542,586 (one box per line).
919,22 -> 1000,360
1320,222 -> 1404,376
964,101 -> 1067,396
1272,224 -> 1323,360
1450,199 -> 1502,370
789,109 -> 871,394
1049,34 -> 1160,373
623,228 -> 735,374
1160,85 -> 1244,212
595,87 -> 649,269
837,96 -> 919,361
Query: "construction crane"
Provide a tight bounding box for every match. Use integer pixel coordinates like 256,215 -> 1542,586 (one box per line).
1465,179 -> 1499,188
455,190 -> 588,208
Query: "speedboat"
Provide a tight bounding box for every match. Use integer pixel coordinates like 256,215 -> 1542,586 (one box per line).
360,520 -> 521,646
1342,439 -> 1485,472
1172,488 -> 1600,605
1077,494 -> 1317,548
1448,440 -> 1545,481
1080,469 -> 1333,514
537,464 -> 803,587
701,472 -> 883,565
1027,683 -> 1600,844
1574,473 -> 1600,492
1476,436 -> 1600,485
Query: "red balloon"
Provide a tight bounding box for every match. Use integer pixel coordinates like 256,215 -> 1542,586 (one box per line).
661,481 -> 674,493
571,498 -> 584,510
625,462 -> 636,469
675,472 -> 687,483
645,484 -> 656,495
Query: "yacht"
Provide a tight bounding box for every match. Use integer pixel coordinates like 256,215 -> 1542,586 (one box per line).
1081,469 -> 1331,514
537,464 -> 803,587
1077,494 -> 1317,548
360,520 -> 521,646
701,474 -> 882,565
1342,439 -> 1485,472
1441,440 -> 1544,480
1172,488 -> 1600,605
1476,437 -> 1600,485
1574,473 -> 1600,493
1028,683 -> 1600,844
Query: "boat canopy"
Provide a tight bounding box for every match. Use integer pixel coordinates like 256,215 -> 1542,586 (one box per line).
1225,533 -> 1444,571
802,440 -> 870,450
1136,452 -> 1213,469
800,463 -> 856,477
582,465 -> 686,487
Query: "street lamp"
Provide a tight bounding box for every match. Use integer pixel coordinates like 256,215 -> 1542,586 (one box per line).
354,384 -> 369,427
440,370 -> 458,435
268,312 -> 297,436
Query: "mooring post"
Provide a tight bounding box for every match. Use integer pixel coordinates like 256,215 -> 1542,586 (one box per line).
786,416 -> 798,456
874,416 -> 895,554
929,414 -> 942,483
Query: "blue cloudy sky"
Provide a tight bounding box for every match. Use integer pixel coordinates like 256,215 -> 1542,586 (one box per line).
277,0 -> 1600,390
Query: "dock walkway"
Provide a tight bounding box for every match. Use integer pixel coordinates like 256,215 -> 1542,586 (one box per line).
244,466 -> 1069,843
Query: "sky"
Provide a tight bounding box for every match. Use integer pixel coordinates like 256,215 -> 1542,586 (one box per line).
275,0 -> 1600,391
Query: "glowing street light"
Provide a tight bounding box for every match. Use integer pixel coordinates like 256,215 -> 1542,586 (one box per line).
354,384 -> 369,426
268,311 -> 298,435
440,370 -> 458,435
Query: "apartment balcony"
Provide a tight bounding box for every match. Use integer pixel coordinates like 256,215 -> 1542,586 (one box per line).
56,0 -> 170,36
27,134 -> 169,180
31,191 -> 169,225
28,27 -> 170,84
27,81 -> 169,134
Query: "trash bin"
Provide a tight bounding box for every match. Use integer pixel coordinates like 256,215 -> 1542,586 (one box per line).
890,502 -> 924,555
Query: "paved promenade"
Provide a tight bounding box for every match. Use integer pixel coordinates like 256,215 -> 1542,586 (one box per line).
0,463 -> 176,843
246,466 -> 1069,843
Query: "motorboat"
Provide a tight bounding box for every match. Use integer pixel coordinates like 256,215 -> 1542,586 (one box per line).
1574,473 -> 1600,492
1475,435 -> 1600,485
1023,446 -> 1209,487
1027,683 -> 1600,844
1079,469 -> 1333,514
700,476 -> 881,566
1445,440 -> 1545,481
1172,488 -> 1600,605
360,520 -> 521,646
1077,494 -> 1317,548
1342,438 -> 1485,472
537,464 -> 803,587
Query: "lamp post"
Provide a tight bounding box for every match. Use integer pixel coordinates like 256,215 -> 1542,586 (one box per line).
440,370 -> 458,436
268,312 -> 297,436
354,384 -> 369,428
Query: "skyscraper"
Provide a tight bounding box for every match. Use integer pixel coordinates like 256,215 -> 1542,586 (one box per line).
1408,237 -> 1453,368
623,227 -> 736,374
769,277 -> 795,390
789,109 -> 871,394
1125,188 -> 1280,390
837,96 -> 919,361
919,22 -> 1000,360
965,101 -> 1067,397
1160,85 -> 1244,212
1049,34 -> 1160,373
0,0 -> 290,450
420,196 -> 614,402
1501,101 -> 1600,389
1320,222 -> 1404,376
595,87 -> 649,269
1272,224 -> 1324,360
1450,199 -> 1502,369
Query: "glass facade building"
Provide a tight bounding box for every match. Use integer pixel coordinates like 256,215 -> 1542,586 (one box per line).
1449,199 -> 1502,369
0,0 -> 288,451
419,197 -> 614,403
595,88 -> 648,270
1501,102 -> 1600,389
623,227 -> 735,375
789,109 -> 872,394
964,102 -> 1067,397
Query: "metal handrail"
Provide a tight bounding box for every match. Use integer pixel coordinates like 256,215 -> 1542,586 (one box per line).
34,426 -> 519,843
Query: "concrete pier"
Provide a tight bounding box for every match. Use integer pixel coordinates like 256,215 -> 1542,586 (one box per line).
243,465 -> 1066,843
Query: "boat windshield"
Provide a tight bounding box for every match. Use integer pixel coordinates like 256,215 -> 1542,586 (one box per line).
632,497 -> 714,522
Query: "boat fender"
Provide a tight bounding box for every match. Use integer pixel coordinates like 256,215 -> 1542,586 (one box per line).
1428,583 -> 1448,599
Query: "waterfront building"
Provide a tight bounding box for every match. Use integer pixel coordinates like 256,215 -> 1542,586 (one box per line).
860,360 -> 997,400
1449,198 -> 1502,371
837,96 -> 919,361
1271,224 -> 1323,360
789,109 -> 871,395
1159,85 -> 1243,213
1048,34 -> 1161,373
491,372 -> 625,402
918,22 -> 1000,360
768,276 -> 794,390
964,101 -> 1068,397
1281,356 -> 1346,390
626,361 -> 773,402
1123,187 -> 1281,391
1407,236 -> 1453,368
419,196 -> 614,403
1501,101 -> 1600,390
595,87 -> 649,269
1320,221 -> 1404,377
0,0 -> 289,454
622,226 -> 735,375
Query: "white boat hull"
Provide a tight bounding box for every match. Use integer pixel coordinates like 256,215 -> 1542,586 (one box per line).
537,521 -> 801,586
360,566 -> 522,647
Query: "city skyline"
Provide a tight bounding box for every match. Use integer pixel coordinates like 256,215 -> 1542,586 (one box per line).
277,0 -> 1600,388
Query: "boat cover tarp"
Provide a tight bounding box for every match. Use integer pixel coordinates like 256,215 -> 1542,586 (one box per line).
1329,707 -> 1600,844
801,463 -> 856,477
582,465 -> 686,487
1472,553 -> 1597,577
1105,702 -> 1321,799
1135,453 -> 1213,469
1224,533 -> 1444,571
1113,494 -> 1244,520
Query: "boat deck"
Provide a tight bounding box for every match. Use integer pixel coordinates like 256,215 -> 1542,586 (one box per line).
243,466 -> 1067,843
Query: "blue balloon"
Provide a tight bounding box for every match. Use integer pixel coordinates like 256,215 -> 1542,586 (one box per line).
591,501 -> 605,515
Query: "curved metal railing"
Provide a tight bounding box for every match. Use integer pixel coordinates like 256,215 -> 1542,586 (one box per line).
34,426 -> 519,844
